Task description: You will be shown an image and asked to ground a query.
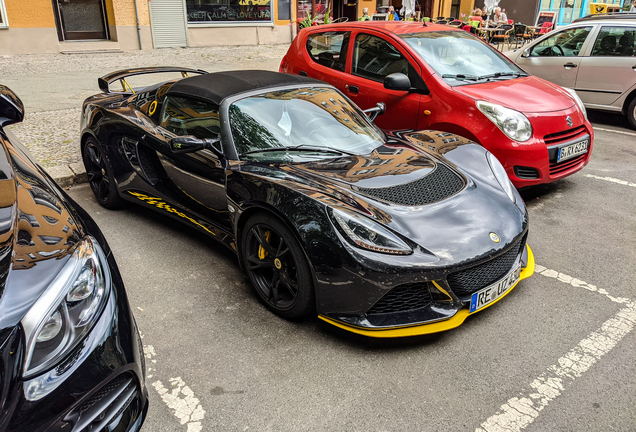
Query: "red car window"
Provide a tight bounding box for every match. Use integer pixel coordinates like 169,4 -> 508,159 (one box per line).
306,31 -> 351,72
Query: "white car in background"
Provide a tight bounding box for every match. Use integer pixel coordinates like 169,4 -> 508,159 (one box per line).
504,13 -> 636,129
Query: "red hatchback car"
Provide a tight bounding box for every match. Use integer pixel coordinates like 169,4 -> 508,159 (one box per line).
280,21 -> 594,188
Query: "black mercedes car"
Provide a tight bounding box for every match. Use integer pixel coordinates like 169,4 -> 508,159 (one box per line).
80,68 -> 535,338
0,87 -> 147,430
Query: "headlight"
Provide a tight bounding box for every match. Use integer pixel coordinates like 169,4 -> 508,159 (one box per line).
476,101 -> 533,142
330,208 -> 412,255
487,152 -> 516,203
21,236 -> 111,379
562,87 -> 587,120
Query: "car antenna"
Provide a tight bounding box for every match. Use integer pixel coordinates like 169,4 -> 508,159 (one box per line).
422,21 -> 427,26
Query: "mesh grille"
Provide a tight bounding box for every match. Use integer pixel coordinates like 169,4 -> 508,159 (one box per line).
368,283 -> 432,315
78,374 -> 132,414
357,164 -> 464,206
447,239 -> 525,296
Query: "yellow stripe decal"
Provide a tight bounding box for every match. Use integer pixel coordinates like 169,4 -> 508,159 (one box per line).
318,245 -> 536,338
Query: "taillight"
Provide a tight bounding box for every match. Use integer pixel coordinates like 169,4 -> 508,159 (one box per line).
279,56 -> 289,74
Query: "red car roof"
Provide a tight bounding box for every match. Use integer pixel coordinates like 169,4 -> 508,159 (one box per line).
314,21 -> 461,35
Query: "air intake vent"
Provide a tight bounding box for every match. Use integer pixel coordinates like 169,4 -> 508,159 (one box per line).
368,283 -> 433,315
447,237 -> 525,297
514,166 -> 540,179
357,164 -> 464,206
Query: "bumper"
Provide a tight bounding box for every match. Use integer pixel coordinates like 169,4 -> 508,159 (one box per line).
481,106 -> 594,188
3,254 -> 148,432
318,245 -> 535,338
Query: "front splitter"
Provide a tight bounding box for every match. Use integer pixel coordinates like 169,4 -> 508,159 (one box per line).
318,245 -> 536,338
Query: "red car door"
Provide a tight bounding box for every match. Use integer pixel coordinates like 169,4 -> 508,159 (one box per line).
343,30 -> 423,130
291,29 -> 352,90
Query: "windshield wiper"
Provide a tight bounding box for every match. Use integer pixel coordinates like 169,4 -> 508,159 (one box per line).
241,144 -> 356,156
475,72 -> 527,80
442,73 -> 480,81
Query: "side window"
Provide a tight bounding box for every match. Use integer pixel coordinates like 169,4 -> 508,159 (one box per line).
352,34 -> 411,82
591,26 -> 635,57
160,96 -> 220,139
530,26 -> 592,57
306,31 -> 351,71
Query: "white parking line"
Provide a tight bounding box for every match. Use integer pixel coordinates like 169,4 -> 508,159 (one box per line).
585,174 -> 636,188
476,301 -> 636,432
144,344 -> 207,431
593,126 -> 636,137
534,264 -> 630,304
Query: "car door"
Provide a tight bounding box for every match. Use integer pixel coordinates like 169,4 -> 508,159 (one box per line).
296,30 -> 351,89
575,25 -> 636,107
515,25 -> 594,89
144,95 -> 231,231
343,31 -> 422,130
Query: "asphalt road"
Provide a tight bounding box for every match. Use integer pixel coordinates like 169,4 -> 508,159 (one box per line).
66,114 -> 636,432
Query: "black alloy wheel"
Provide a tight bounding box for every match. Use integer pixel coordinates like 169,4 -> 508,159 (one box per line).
82,138 -> 125,209
241,214 -> 314,319
627,97 -> 636,130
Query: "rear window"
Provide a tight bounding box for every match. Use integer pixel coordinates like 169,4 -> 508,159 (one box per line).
306,31 -> 350,72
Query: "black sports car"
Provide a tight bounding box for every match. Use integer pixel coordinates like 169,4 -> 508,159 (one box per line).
0,87 -> 147,430
80,68 -> 534,338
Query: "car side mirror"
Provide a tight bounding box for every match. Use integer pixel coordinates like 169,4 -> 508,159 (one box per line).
383,73 -> 412,92
170,135 -> 223,157
0,85 -> 25,128
521,48 -> 531,58
363,102 -> 386,122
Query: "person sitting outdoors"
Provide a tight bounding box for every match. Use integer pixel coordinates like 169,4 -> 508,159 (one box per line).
388,5 -> 399,21
359,7 -> 371,20
493,7 -> 508,25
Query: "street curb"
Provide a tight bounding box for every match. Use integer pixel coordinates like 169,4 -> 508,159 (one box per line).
45,163 -> 88,188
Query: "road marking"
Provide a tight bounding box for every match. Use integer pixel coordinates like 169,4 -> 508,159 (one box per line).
585,173 -> 636,188
593,126 -> 636,137
144,343 -> 206,431
476,301 -> 636,432
534,264 -> 630,304
153,378 -> 206,432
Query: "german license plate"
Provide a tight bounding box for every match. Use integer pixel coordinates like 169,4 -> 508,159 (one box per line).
557,139 -> 589,162
469,264 -> 521,313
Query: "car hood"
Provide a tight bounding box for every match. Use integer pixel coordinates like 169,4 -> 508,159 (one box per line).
0,141 -> 80,334
452,76 -> 575,113
277,132 -> 527,267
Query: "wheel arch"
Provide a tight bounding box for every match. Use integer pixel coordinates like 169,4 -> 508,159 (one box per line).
622,88 -> 636,116
234,201 -> 322,304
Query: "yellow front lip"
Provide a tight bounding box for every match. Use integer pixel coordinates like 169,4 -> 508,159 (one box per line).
318,245 -> 535,338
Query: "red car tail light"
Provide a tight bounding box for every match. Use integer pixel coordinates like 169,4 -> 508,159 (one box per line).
279,56 -> 289,73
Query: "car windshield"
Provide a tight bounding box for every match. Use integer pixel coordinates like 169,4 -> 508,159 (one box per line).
400,31 -> 527,86
229,87 -> 385,161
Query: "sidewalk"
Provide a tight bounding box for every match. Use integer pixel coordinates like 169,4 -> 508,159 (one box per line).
2,44 -> 290,186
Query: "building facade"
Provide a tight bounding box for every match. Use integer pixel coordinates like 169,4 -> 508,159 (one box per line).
0,0 -> 481,55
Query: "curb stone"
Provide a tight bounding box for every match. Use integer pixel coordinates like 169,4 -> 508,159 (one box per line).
45,164 -> 88,188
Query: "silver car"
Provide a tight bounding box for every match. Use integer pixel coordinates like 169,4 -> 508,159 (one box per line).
504,14 -> 636,129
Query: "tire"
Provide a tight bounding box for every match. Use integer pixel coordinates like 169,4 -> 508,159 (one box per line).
627,97 -> 636,131
241,213 -> 314,319
82,137 -> 126,209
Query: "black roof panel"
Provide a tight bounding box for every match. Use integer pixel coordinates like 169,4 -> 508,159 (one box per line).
166,70 -> 325,105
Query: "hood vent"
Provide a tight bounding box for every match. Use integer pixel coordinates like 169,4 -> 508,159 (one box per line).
356,164 -> 464,206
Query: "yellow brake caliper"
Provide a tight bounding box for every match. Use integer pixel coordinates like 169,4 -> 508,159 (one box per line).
258,231 -> 271,260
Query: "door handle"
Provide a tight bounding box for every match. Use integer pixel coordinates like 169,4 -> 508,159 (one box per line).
347,85 -> 359,95
563,62 -> 577,69
299,71 -> 307,76
632,65 -> 636,71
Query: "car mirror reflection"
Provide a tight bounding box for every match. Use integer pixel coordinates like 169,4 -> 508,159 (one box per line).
363,102 -> 387,122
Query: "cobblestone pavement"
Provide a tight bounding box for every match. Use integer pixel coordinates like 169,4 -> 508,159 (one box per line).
2,44 -> 290,176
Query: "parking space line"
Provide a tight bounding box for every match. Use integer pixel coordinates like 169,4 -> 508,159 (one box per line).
534,264 -> 630,304
593,127 -> 636,137
144,343 -> 207,431
476,301 -> 636,432
585,174 -> 636,189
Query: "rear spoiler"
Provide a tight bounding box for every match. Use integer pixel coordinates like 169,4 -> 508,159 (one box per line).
98,67 -> 208,93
